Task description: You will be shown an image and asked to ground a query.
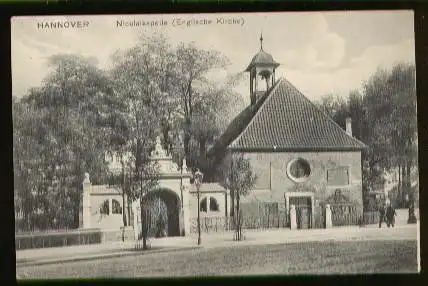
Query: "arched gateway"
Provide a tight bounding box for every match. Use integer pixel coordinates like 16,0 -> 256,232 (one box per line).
143,188 -> 181,237
80,137 -> 193,239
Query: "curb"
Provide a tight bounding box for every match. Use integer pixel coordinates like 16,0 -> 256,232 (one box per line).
16,246 -> 201,268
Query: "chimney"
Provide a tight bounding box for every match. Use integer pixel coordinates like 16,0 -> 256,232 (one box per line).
345,117 -> 352,136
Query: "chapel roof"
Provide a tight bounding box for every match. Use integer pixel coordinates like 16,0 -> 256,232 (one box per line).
245,50 -> 280,72
245,34 -> 280,72
208,77 -> 367,155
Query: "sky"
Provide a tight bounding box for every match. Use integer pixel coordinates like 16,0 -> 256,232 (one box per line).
11,11 -> 415,104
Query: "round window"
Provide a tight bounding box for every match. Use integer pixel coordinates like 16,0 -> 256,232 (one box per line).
287,158 -> 311,182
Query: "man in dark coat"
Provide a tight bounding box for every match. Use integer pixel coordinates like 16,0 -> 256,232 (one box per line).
386,203 -> 397,227
379,203 -> 386,228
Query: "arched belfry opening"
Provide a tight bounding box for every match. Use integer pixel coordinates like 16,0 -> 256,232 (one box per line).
245,33 -> 280,105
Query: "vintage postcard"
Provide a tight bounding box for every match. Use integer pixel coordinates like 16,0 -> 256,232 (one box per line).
12,11 -> 419,278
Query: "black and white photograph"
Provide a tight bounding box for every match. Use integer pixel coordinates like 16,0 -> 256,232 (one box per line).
12,11 -> 419,278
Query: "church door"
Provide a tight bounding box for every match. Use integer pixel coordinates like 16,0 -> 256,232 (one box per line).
289,196 -> 312,229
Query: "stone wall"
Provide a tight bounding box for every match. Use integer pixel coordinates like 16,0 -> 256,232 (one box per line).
90,191 -> 125,229
240,151 -> 363,228
188,191 -> 229,218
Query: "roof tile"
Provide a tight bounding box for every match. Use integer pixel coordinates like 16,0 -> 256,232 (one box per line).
227,78 -> 367,151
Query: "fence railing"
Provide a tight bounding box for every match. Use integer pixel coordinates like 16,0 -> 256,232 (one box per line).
362,211 -> 379,225
190,215 -> 290,234
330,211 -> 379,226
190,211 -> 379,233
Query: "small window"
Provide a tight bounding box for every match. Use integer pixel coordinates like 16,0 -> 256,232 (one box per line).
100,200 -> 109,215
112,199 -> 122,214
210,197 -> 219,212
287,158 -> 311,183
200,197 -> 207,212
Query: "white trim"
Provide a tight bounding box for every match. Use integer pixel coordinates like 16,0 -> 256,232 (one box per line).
284,192 -> 315,229
286,157 -> 312,183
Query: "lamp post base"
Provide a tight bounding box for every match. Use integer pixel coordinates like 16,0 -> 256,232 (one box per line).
197,236 -> 201,245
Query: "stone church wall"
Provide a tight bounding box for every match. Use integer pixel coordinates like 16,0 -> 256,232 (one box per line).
240,151 -> 363,227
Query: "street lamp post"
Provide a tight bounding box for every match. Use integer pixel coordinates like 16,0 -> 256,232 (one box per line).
194,169 -> 204,245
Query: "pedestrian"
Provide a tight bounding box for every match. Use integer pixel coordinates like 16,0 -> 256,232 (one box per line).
378,202 -> 386,228
386,203 -> 397,228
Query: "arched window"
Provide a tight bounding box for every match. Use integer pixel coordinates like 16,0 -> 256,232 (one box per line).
100,200 -> 109,215
112,199 -> 122,214
200,197 -> 207,212
200,197 -> 220,212
209,197 -> 219,212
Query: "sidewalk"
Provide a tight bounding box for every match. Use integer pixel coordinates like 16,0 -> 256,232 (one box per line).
16,223 -> 418,267
15,240 -> 200,267
150,223 -> 418,249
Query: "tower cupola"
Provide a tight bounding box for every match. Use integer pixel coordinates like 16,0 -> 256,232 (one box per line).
245,33 -> 280,105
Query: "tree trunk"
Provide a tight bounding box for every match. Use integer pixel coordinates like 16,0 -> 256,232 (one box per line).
140,199 -> 148,250
184,116 -> 191,159
199,138 -> 206,169
122,163 -> 127,227
401,160 -> 407,204
229,157 -> 235,218
406,161 -> 412,202
230,190 -> 235,217
127,173 -> 131,227
398,164 -> 401,207
236,192 -> 241,241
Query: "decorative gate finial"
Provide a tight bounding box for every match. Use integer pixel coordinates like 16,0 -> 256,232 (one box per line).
153,136 -> 167,157
83,172 -> 91,184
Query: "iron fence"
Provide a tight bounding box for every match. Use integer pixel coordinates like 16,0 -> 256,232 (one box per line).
189,211 -> 379,233
190,214 -> 290,234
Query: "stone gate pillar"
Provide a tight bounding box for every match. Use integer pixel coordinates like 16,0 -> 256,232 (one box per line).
325,204 -> 332,228
82,172 -> 92,229
290,205 -> 297,230
182,181 -> 191,236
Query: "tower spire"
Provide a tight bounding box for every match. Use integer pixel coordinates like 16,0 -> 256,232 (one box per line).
260,32 -> 264,50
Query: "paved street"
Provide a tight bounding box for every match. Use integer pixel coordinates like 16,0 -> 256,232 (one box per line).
16,224 -> 419,278
17,240 -> 417,278
16,223 -> 418,266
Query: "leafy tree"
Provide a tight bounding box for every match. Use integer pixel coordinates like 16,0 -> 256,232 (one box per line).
315,63 -> 417,210
316,93 -> 349,128
174,42 -> 230,167
219,154 -> 257,241
190,80 -> 246,173
109,36 -> 169,249
13,54 -> 112,231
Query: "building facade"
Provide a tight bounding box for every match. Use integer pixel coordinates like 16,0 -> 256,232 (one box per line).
209,35 -> 367,229
79,137 -> 230,238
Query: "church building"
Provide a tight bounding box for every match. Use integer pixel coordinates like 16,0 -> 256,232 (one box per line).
209,35 -> 367,229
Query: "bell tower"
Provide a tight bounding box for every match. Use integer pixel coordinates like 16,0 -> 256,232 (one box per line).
245,33 -> 280,105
